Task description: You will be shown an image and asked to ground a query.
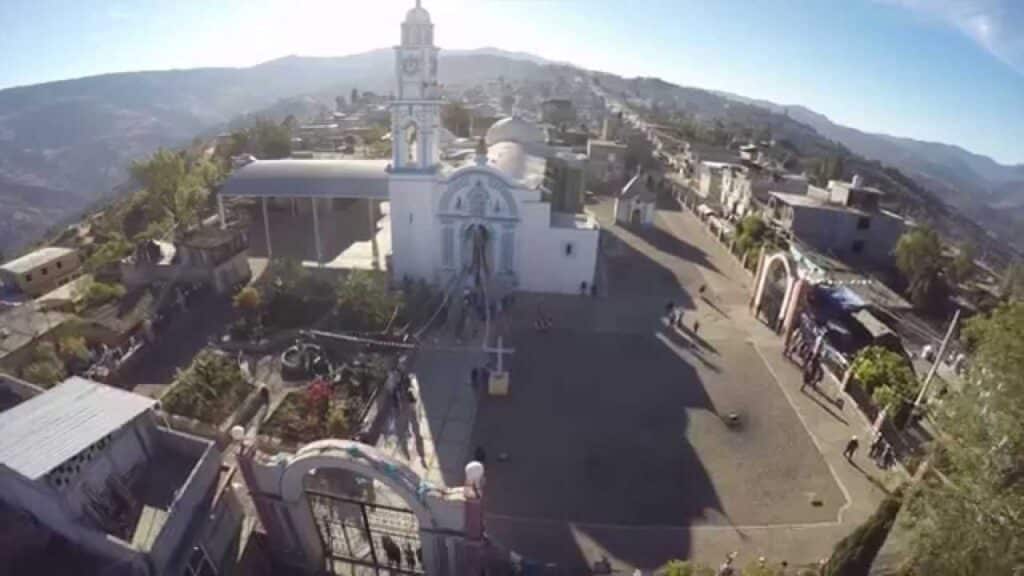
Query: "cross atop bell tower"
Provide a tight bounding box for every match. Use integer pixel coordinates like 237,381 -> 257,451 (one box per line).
392,1 -> 441,171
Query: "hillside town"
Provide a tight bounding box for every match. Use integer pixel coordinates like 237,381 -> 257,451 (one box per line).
1,3 -> 1023,576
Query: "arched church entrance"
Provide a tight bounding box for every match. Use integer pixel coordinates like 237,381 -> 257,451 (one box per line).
461,223 -> 494,287
753,252 -> 795,331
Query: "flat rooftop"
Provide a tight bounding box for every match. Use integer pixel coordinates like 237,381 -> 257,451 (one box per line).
0,376 -> 156,480
1,247 -> 76,275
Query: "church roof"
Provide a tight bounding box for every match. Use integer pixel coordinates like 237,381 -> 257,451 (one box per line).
405,2 -> 431,24
621,173 -> 657,203
485,116 -> 546,147
220,159 -> 390,200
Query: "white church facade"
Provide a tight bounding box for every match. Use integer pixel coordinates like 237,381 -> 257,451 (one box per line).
221,1 -> 599,295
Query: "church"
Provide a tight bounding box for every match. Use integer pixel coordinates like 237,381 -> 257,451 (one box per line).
221,2 -> 600,296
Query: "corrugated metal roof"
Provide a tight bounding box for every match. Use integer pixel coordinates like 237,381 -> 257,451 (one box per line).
1,247 -> 76,275
0,376 -> 156,480
219,159 -> 390,200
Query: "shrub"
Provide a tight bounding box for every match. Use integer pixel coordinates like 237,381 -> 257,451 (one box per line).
661,560 -> 714,576
326,406 -> 349,438
851,346 -> 915,411
58,335 -> 90,364
22,360 -> 66,388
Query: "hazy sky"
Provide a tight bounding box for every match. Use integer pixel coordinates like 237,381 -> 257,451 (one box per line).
2,0 -> 1023,164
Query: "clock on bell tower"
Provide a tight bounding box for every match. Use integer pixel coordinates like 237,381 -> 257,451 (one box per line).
391,1 -> 441,171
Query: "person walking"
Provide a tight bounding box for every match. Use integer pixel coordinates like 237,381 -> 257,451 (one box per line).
868,434 -> 884,460
843,435 -> 860,462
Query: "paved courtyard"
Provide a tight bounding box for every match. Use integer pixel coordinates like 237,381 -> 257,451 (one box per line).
464,199 -> 884,572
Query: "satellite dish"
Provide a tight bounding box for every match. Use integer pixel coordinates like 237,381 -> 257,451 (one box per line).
230,425 -> 246,441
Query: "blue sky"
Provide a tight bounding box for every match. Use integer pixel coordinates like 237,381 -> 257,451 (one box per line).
2,0 -> 1022,164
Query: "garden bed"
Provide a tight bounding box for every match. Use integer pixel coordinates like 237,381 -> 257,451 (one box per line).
261,353 -> 390,444
160,350 -> 252,424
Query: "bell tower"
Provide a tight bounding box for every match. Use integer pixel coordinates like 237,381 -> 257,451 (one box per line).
391,0 -> 441,172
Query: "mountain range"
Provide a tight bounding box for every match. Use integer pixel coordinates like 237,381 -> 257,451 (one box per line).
0,46 -> 1021,256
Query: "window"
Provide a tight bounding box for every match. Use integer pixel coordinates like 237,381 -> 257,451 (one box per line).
24,274 -> 32,283
56,261 -> 63,269
851,240 -> 865,254
41,267 -> 48,275
857,216 -> 871,230
564,242 -> 575,257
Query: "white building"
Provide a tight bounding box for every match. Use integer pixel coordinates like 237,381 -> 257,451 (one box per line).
220,1 -> 599,295
614,172 -> 657,227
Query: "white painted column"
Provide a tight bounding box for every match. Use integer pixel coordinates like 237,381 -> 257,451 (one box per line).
262,197 -> 272,258
368,200 -> 379,268
217,194 -> 226,229
311,197 -> 323,267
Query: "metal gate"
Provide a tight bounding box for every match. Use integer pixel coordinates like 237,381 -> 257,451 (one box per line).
306,488 -> 424,575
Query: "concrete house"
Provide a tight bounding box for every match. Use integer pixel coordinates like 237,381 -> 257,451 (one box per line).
615,172 -> 657,227
0,247 -> 81,299
0,377 -> 244,575
767,175 -> 906,265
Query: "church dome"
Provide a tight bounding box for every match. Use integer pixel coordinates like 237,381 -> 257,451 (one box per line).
485,116 -> 546,147
405,2 -> 431,24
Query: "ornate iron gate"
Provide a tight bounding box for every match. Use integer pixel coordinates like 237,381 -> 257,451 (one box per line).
306,488 -> 424,575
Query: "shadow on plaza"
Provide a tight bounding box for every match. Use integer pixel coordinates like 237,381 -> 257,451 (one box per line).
473,326 -> 727,572
245,198 -> 380,262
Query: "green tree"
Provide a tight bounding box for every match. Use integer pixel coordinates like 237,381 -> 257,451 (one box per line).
80,281 -> 126,310
949,244 -> 975,286
894,227 -> 947,310
83,234 -> 132,272
824,492 -> 903,576
57,335 -> 90,364
21,341 -> 67,387
850,346 -> 915,411
335,270 -> 400,332
735,215 -> 770,255
441,102 -> 472,137
903,301 -> 1024,574
131,149 -> 206,235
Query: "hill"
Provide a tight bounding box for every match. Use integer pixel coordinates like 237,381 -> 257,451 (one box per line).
0,48 -> 551,253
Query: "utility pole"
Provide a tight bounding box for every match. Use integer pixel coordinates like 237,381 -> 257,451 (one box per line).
915,308 -> 960,407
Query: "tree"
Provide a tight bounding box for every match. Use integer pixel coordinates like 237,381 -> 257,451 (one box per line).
949,243 -> 975,286
21,341 -> 66,387
894,228 -> 947,310
441,102 -> 472,137
80,281 -> 126,310
824,492 -> 903,576
335,270 -> 400,332
233,286 -> 262,315
57,335 -> 90,364
131,149 -> 207,235
902,301 -> 1024,574
735,215 -> 770,255
850,346 -> 915,412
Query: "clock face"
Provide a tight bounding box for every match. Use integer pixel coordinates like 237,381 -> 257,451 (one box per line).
403,56 -> 420,75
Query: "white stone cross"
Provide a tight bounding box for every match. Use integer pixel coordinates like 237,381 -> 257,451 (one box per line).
483,336 -> 514,372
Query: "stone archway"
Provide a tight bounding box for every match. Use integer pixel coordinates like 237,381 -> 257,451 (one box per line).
753,251 -> 796,331
238,439 -> 469,575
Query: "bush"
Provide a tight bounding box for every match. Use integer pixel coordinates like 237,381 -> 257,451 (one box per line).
58,335 -> 90,364
326,406 -> 349,437
661,560 -> 714,576
233,286 -> 262,313
335,270 -> 401,332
